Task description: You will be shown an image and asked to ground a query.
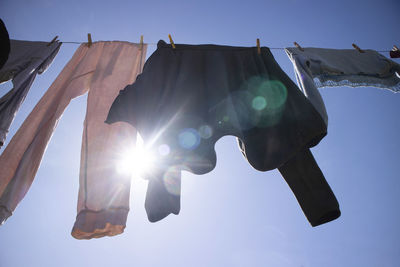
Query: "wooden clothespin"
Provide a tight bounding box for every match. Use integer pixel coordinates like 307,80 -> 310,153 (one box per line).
87,33 -> 93,48
352,43 -> 364,53
139,35 -> 144,50
256,38 -> 261,54
168,34 -> 176,49
294,42 -> 304,51
47,36 -> 58,46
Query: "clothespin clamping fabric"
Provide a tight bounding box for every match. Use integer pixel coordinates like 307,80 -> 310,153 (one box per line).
390,45 -> 400,59
87,33 -> 92,48
168,34 -> 176,49
139,35 -> 144,51
294,42 -> 304,52
352,43 -> 364,53
47,36 -> 58,46
256,38 -> 261,54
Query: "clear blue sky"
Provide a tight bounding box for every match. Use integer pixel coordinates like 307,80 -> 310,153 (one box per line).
0,0 -> 399,266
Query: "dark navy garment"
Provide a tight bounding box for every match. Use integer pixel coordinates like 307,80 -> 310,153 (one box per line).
106,40 -> 340,226
0,19 -> 10,70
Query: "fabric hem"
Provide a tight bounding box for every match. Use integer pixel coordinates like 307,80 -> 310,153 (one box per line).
71,208 -> 129,240
314,75 -> 400,92
310,208 -> 341,227
0,205 -> 12,225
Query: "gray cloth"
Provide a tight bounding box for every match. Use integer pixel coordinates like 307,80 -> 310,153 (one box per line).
0,40 -> 61,147
285,47 -> 400,126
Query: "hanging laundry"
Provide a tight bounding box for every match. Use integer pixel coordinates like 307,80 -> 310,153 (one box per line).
390,47 -> 400,59
0,19 -> 10,70
145,167 -> 181,222
0,40 -> 61,147
0,41 -> 147,240
107,40 -> 340,227
277,148 -> 340,226
285,47 -> 400,125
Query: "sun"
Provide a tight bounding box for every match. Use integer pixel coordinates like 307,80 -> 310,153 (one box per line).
116,136 -> 155,178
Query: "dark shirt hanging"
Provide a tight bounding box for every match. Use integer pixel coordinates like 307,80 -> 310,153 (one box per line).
106,40 -> 340,226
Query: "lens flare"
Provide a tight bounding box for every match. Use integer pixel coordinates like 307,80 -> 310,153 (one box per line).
252,96 -> 267,110
116,145 -> 154,177
158,144 -> 170,156
178,128 -> 201,150
163,166 -> 181,196
247,78 -> 288,127
199,125 -> 213,139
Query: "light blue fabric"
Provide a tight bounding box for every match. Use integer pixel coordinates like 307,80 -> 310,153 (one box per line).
285,47 -> 400,126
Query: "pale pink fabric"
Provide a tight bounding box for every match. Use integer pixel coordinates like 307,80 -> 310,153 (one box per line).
0,41 -> 147,239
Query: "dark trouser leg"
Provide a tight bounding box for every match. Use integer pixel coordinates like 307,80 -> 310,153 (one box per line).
278,148 -> 340,226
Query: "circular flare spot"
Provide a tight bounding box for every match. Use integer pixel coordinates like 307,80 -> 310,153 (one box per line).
199,125 -> 213,139
252,96 -> 267,110
163,166 -> 181,196
178,128 -> 200,150
158,144 -> 170,156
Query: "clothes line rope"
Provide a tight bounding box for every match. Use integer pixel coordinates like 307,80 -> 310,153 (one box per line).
59,41 -> 392,53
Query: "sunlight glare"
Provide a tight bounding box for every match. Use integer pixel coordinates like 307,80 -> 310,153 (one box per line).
116,137 -> 155,178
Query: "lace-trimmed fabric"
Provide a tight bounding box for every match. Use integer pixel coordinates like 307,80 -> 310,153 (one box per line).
314,74 -> 400,91
285,47 -> 400,125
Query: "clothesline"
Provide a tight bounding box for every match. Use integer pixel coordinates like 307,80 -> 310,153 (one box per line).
1,37 -> 399,240
60,41 -> 392,53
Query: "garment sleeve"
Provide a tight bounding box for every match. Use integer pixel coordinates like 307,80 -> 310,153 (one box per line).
105,84 -> 138,127
278,148 -> 340,226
